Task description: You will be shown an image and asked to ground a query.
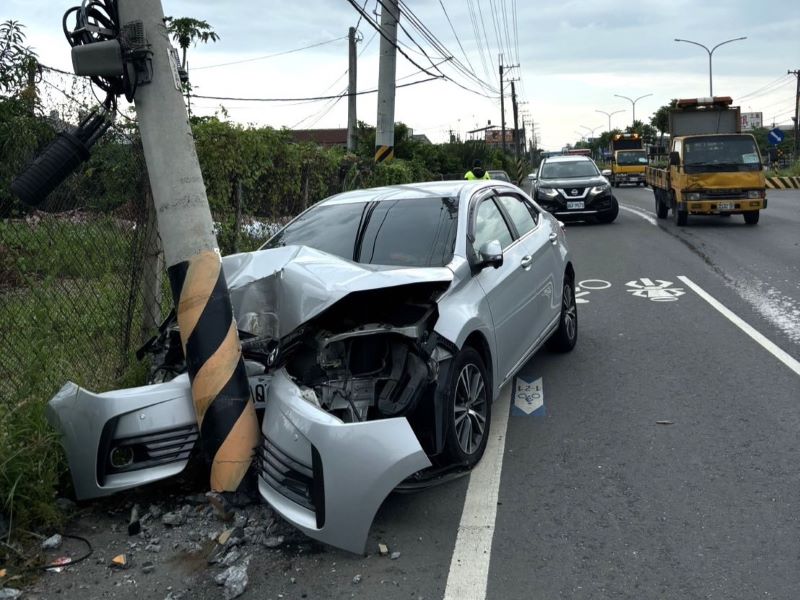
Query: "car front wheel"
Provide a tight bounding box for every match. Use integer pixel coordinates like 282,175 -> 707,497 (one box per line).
443,347 -> 491,468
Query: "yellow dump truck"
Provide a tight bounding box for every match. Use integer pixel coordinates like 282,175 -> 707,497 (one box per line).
645,97 -> 766,225
610,133 -> 647,187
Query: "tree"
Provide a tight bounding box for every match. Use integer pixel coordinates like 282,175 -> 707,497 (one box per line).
650,102 -> 676,147
164,16 -> 219,72
0,20 -> 37,101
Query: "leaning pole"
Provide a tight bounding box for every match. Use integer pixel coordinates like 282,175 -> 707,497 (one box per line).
117,0 -> 259,492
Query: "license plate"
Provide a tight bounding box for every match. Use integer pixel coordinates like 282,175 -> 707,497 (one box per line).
567,201 -> 584,210
717,202 -> 734,210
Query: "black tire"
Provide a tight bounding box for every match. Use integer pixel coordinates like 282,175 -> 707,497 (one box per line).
672,193 -> 687,225
443,347 -> 491,468
596,197 -> 619,224
547,274 -> 578,353
744,211 -> 759,225
655,194 -> 668,219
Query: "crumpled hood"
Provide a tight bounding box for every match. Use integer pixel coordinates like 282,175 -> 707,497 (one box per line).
221,245 -> 454,337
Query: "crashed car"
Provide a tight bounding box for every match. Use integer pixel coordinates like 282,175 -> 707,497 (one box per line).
47,180 -> 577,553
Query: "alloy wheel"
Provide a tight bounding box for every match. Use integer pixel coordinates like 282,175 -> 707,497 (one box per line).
453,363 -> 488,455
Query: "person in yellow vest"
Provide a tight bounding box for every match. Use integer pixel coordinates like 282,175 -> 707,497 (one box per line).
464,159 -> 491,180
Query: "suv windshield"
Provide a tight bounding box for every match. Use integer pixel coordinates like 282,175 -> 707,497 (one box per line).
684,135 -> 762,172
540,160 -> 599,179
263,197 -> 459,267
616,150 -> 648,166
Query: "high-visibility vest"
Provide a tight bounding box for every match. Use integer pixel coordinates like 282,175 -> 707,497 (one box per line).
465,170 -> 490,180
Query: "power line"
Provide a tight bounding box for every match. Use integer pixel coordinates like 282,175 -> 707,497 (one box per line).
438,0 -> 480,82
193,36 -> 348,70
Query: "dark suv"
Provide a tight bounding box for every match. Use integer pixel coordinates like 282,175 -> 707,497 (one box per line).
532,156 -> 618,223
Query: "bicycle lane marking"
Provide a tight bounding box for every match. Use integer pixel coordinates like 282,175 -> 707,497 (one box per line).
678,275 -> 800,377
443,383 -> 511,600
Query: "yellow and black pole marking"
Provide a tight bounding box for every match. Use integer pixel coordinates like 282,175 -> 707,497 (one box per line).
168,250 -> 259,492
374,145 -> 394,163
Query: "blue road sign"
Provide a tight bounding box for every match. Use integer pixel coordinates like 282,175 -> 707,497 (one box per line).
768,128 -> 785,145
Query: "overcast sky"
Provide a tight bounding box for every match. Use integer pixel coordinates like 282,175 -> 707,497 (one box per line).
6,0 -> 800,150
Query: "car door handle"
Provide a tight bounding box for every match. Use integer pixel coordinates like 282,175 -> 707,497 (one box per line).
549,232 -> 559,245
520,255 -> 533,269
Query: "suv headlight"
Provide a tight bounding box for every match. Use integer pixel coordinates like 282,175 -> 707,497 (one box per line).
538,187 -> 559,198
747,190 -> 764,199
685,192 -> 701,201
589,184 -> 610,195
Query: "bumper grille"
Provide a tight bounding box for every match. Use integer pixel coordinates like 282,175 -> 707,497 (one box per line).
258,438 -> 325,527
102,424 -> 199,479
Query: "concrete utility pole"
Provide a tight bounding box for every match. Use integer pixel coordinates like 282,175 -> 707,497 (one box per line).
347,26 -> 358,153
117,0 -> 259,493
499,59 -> 506,153
375,0 -> 399,163
790,69 -> 800,161
511,80 -> 520,160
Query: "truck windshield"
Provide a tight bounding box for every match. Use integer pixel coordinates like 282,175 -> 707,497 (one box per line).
616,151 -> 648,166
263,197 -> 459,268
683,136 -> 762,172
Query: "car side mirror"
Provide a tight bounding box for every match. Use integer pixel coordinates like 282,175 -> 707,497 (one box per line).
669,151 -> 681,166
601,169 -> 612,177
528,173 -> 537,181
478,240 -> 503,269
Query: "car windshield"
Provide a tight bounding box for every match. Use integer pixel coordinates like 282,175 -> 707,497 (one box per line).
683,135 -> 761,172
616,150 -> 648,166
540,160 -> 598,179
263,197 -> 459,267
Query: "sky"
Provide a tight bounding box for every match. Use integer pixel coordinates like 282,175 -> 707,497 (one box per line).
6,0 -> 800,151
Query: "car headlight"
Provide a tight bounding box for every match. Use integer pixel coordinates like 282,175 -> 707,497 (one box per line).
747,190 -> 763,199
538,187 -> 559,198
589,184 -> 610,195
684,192 -> 701,201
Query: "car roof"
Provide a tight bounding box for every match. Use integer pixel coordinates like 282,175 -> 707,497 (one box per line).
318,180 -> 514,206
543,155 -> 593,163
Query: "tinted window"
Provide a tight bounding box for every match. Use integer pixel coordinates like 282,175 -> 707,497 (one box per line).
474,199 -> 513,251
264,197 -> 458,267
497,194 -> 537,236
540,160 -> 599,179
616,150 -> 648,165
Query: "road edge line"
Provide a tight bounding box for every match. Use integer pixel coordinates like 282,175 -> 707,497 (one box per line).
618,204 -> 657,226
443,383 -> 511,600
677,275 -> 800,377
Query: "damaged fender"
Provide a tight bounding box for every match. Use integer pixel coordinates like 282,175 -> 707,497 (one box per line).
257,368 -> 431,554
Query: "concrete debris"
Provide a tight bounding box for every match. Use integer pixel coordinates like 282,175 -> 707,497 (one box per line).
145,542 -> 162,553
141,561 -> 155,574
184,493 -> 208,506
148,504 -> 163,520
110,554 -> 128,568
55,497 -> 77,513
218,528 -> 235,546
352,574 -> 362,584
214,556 -> 251,600
206,492 -> 234,522
162,506 -> 190,527
220,548 -> 242,567
128,504 -> 141,536
0,588 -> 21,599
378,543 -> 389,556
262,535 -> 284,549
390,551 -> 401,560
41,533 -> 63,550
233,513 -> 248,529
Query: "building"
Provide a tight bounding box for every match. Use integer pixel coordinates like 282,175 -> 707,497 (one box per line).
290,128 -> 348,148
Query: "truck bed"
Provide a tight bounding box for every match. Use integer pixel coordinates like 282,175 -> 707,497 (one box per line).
645,166 -> 669,190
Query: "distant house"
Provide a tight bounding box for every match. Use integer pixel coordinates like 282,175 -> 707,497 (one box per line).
290,128 -> 348,148
411,133 -> 432,145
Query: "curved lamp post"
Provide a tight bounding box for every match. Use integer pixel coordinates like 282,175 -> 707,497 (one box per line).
613,93 -> 653,127
595,109 -> 624,132
674,37 -> 747,96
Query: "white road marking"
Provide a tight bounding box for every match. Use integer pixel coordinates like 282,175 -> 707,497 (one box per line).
443,383 -> 511,600
619,204 -> 658,226
513,376 -> 544,415
678,275 -> 800,377
626,278 -> 685,302
578,279 -> 612,290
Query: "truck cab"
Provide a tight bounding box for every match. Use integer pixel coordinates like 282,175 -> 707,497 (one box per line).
610,133 -> 647,187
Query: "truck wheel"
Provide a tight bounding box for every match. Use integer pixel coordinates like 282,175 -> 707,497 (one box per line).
744,211 -> 759,225
655,196 -> 668,219
674,208 -> 687,226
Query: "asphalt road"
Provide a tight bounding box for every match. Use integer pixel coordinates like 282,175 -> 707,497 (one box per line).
26,188 -> 800,600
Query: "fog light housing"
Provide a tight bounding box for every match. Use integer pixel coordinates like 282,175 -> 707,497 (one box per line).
109,446 -> 135,469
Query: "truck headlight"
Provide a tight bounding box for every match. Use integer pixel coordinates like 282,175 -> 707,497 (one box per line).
538,187 -> 559,198
747,190 -> 764,199
685,192 -> 701,201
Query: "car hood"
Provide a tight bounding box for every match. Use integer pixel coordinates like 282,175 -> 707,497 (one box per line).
222,245 -> 454,337
539,176 -> 605,188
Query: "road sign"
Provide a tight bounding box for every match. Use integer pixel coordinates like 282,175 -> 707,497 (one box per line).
768,128 -> 785,145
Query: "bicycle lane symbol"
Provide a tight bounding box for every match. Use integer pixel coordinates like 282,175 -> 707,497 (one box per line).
512,375 -> 545,416
575,279 -> 612,304
625,278 -> 685,302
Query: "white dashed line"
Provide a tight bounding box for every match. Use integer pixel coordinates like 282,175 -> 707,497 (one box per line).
618,203 -> 658,226
678,275 -> 800,377
443,384 -> 511,600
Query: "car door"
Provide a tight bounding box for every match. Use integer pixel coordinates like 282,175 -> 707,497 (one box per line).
470,192 -> 546,382
495,192 -> 560,373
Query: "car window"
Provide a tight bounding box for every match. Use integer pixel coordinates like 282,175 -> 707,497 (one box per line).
473,199 -> 513,252
540,160 -> 599,179
496,194 -> 538,236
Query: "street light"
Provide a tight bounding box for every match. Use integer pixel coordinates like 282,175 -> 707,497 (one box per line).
613,93 -> 653,126
595,109 -> 624,132
674,37 -> 747,96
580,124 -> 602,140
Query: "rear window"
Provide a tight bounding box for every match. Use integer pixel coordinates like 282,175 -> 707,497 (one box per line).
264,197 -> 459,267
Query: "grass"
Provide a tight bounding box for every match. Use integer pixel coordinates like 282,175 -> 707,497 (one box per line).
0,215 -> 154,540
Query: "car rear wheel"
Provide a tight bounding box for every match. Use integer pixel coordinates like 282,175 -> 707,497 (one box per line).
443,347 -> 491,468
547,274 -> 578,353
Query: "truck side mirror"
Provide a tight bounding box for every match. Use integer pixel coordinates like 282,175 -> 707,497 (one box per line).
669,152 -> 680,166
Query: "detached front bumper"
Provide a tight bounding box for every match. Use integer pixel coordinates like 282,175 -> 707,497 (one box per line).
257,368 -> 431,554
46,375 -> 197,500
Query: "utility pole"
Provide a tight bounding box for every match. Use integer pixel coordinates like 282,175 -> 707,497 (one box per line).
117,0 -> 259,493
511,80 -> 520,160
790,69 -> 800,161
347,27 -> 358,153
499,58 -> 506,153
375,0 -> 399,163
